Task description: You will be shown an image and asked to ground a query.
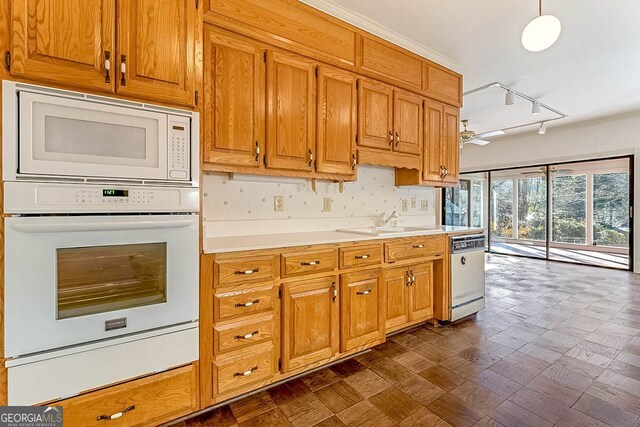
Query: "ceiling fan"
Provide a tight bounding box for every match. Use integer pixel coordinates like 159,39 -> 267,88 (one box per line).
459,120 -> 503,146
521,166 -> 574,175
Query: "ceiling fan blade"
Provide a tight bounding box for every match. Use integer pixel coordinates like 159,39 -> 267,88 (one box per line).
554,169 -> 574,173
468,139 -> 490,146
475,130 -> 505,139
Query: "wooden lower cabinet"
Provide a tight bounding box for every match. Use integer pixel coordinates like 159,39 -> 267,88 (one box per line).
281,276 -> 339,372
340,269 -> 385,352
384,266 -> 409,330
57,364 -> 198,427
409,262 -> 434,321
212,342 -> 277,399
384,261 -> 434,333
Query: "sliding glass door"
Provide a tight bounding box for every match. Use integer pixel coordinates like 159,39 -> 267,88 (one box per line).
444,156 -> 633,270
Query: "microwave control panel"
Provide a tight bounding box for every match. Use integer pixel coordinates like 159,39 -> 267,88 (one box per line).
168,118 -> 190,180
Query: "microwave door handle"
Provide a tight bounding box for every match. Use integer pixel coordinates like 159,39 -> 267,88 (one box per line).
10,218 -> 194,233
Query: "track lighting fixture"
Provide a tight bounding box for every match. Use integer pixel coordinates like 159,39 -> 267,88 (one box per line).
532,101 -> 541,115
505,90 -> 514,106
538,122 -> 547,134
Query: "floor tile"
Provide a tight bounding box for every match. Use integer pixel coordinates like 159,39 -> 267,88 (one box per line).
507,387 -> 568,423
489,400 -> 552,427
279,394 -> 333,427
397,375 -> 447,406
572,392 -> 639,427
368,386 -> 422,422
472,370 -> 522,399
555,408 -> 608,427
230,391 -> 277,422
427,393 -> 484,427
342,369 -> 392,398
314,380 -> 363,413
335,400 -> 395,427
419,365 -> 466,391
449,381 -> 505,415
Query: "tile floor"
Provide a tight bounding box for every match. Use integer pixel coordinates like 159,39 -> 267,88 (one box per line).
177,254 -> 640,427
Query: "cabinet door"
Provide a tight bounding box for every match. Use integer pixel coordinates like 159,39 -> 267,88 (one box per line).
442,105 -> 461,185
316,66 -> 357,176
393,90 -> 423,155
10,0 -> 115,92
281,276 -> 339,372
384,266 -> 409,331
266,51 -> 316,171
203,28 -> 265,168
423,99 -> 444,182
117,0 -> 197,106
357,79 -> 393,151
340,269 -> 385,352
409,262 -> 434,321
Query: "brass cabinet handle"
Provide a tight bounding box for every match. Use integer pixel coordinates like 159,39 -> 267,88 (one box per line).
444,167 -> 449,177
233,366 -> 258,377
255,141 -> 260,161
411,272 -> 416,284
234,268 -> 259,275
331,281 -> 337,302
235,299 -> 260,307
352,153 -> 357,170
356,289 -> 372,295
406,271 -> 412,287
355,254 -> 370,259
120,54 -> 127,86
413,244 -> 425,249
388,131 -> 393,146
97,405 -> 136,421
395,131 -> 400,146
301,260 -> 320,266
308,149 -> 314,167
235,330 -> 259,340
104,51 -> 111,83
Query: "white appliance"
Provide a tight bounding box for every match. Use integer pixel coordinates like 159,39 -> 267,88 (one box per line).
2,81 -> 200,405
3,80 -> 199,185
450,234 -> 486,321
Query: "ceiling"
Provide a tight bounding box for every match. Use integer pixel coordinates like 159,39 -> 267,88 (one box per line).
307,0 -> 640,137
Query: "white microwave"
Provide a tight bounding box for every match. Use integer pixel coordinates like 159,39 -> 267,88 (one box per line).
2,81 -> 199,186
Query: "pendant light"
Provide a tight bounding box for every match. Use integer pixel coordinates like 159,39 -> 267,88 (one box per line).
522,0 -> 561,52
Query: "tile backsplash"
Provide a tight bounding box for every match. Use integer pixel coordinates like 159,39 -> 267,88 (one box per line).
203,165 -> 437,237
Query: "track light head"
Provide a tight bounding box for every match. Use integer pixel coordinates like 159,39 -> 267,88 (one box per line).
538,122 -> 547,135
505,90 -> 514,106
532,101 -> 541,115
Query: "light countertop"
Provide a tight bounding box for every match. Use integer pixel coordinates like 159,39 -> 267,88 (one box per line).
203,226 -> 484,254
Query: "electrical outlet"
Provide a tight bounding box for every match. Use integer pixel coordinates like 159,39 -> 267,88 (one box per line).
323,197 -> 332,212
274,196 -> 284,212
411,197 -> 417,208
402,199 -> 409,211
421,200 -> 429,211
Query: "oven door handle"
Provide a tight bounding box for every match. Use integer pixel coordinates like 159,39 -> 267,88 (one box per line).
10,218 -> 195,233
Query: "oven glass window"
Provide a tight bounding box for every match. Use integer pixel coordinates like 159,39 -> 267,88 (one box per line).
57,243 -> 167,320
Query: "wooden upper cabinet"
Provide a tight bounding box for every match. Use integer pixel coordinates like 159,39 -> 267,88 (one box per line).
442,105 -> 460,185
384,266 -> 409,331
424,63 -> 462,107
281,276 -> 339,372
117,0 -> 197,106
316,66 -> 357,176
10,0 -> 115,92
423,99 -> 444,182
203,28 -> 265,168
266,51 -> 316,172
394,91 -> 423,155
409,262 -> 434,321
357,35 -> 422,90
357,79 -> 393,151
340,269 -> 385,352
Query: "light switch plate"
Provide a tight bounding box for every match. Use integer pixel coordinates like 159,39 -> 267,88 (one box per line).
274,196 -> 284,212
411,197 -> 417,208
421,200 -> 429,211
402,199 -> 409,211
323,197 -> 332,212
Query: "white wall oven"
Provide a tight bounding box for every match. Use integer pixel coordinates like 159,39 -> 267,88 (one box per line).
2,81 -> 200,405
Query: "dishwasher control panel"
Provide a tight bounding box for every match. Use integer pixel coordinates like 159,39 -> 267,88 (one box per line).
451,235 -> 486,253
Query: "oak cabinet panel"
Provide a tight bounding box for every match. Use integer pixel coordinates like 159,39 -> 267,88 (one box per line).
394,91 -> 423,155
266,51 -> 316,171
280,248 -> 337,278
339,244 -> 383,269
212,343 -> 276,397
213,255 -> 277,287
340,269 -> 385,352
425,64 -> 462,106
10,0 -> 115,92
442,104 -> 460,185
214,284 -> 277,322
358,35 -> 422,90
357,79 -> 393,151
384,267 -> 409,330
204,28 -> 265,168
213,313 -> 276,356
281,276 -> 339,372
117,0 -> 197,106
316,66 -> 357,176
423,99 -> 444,182
409,262 -> 434,321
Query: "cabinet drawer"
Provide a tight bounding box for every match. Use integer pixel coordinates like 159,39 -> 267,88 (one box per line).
214,256 -> 277,287
213,344 -> 276,397
213,313 -> 276,356
339,244 -> 383,269
385,237 -> 444,262
58,364 -> 197,427
281,249 -> 337,277
214,284 -> 277,322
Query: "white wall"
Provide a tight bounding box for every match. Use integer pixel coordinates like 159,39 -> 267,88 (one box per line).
203,165 -> 437,237
460,112 -> 640,272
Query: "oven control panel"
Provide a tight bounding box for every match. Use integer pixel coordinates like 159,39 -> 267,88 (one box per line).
168,119 -> 190,180
4,182 -> 199,214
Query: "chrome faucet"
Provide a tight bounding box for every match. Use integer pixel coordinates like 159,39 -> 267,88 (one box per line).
379,211 -> 398,227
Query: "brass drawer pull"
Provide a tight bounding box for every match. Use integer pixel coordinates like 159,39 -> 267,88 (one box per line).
301,260 -> 320,266
413,244 -> 425,249
235,330 -> 259,340
97,405 -> 136,421
355,254 -> 370,259
235,299 -> 260,308
356,289 -> 372,295
233,366 -> 258,377
235,268 -> 259,275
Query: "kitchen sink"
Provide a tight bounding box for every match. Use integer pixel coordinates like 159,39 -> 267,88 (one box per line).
337,226 -> 435,236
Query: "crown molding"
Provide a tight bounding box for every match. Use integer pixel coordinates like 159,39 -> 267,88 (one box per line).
299,0 -> 466,74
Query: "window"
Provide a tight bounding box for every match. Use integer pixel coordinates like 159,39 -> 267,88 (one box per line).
490,179 -> 513,239
593,172 -> 630,247
552,175 -> 586,244
517,176 -> 547,241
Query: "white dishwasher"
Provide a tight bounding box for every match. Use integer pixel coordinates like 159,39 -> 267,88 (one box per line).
450,234 -> 486,321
